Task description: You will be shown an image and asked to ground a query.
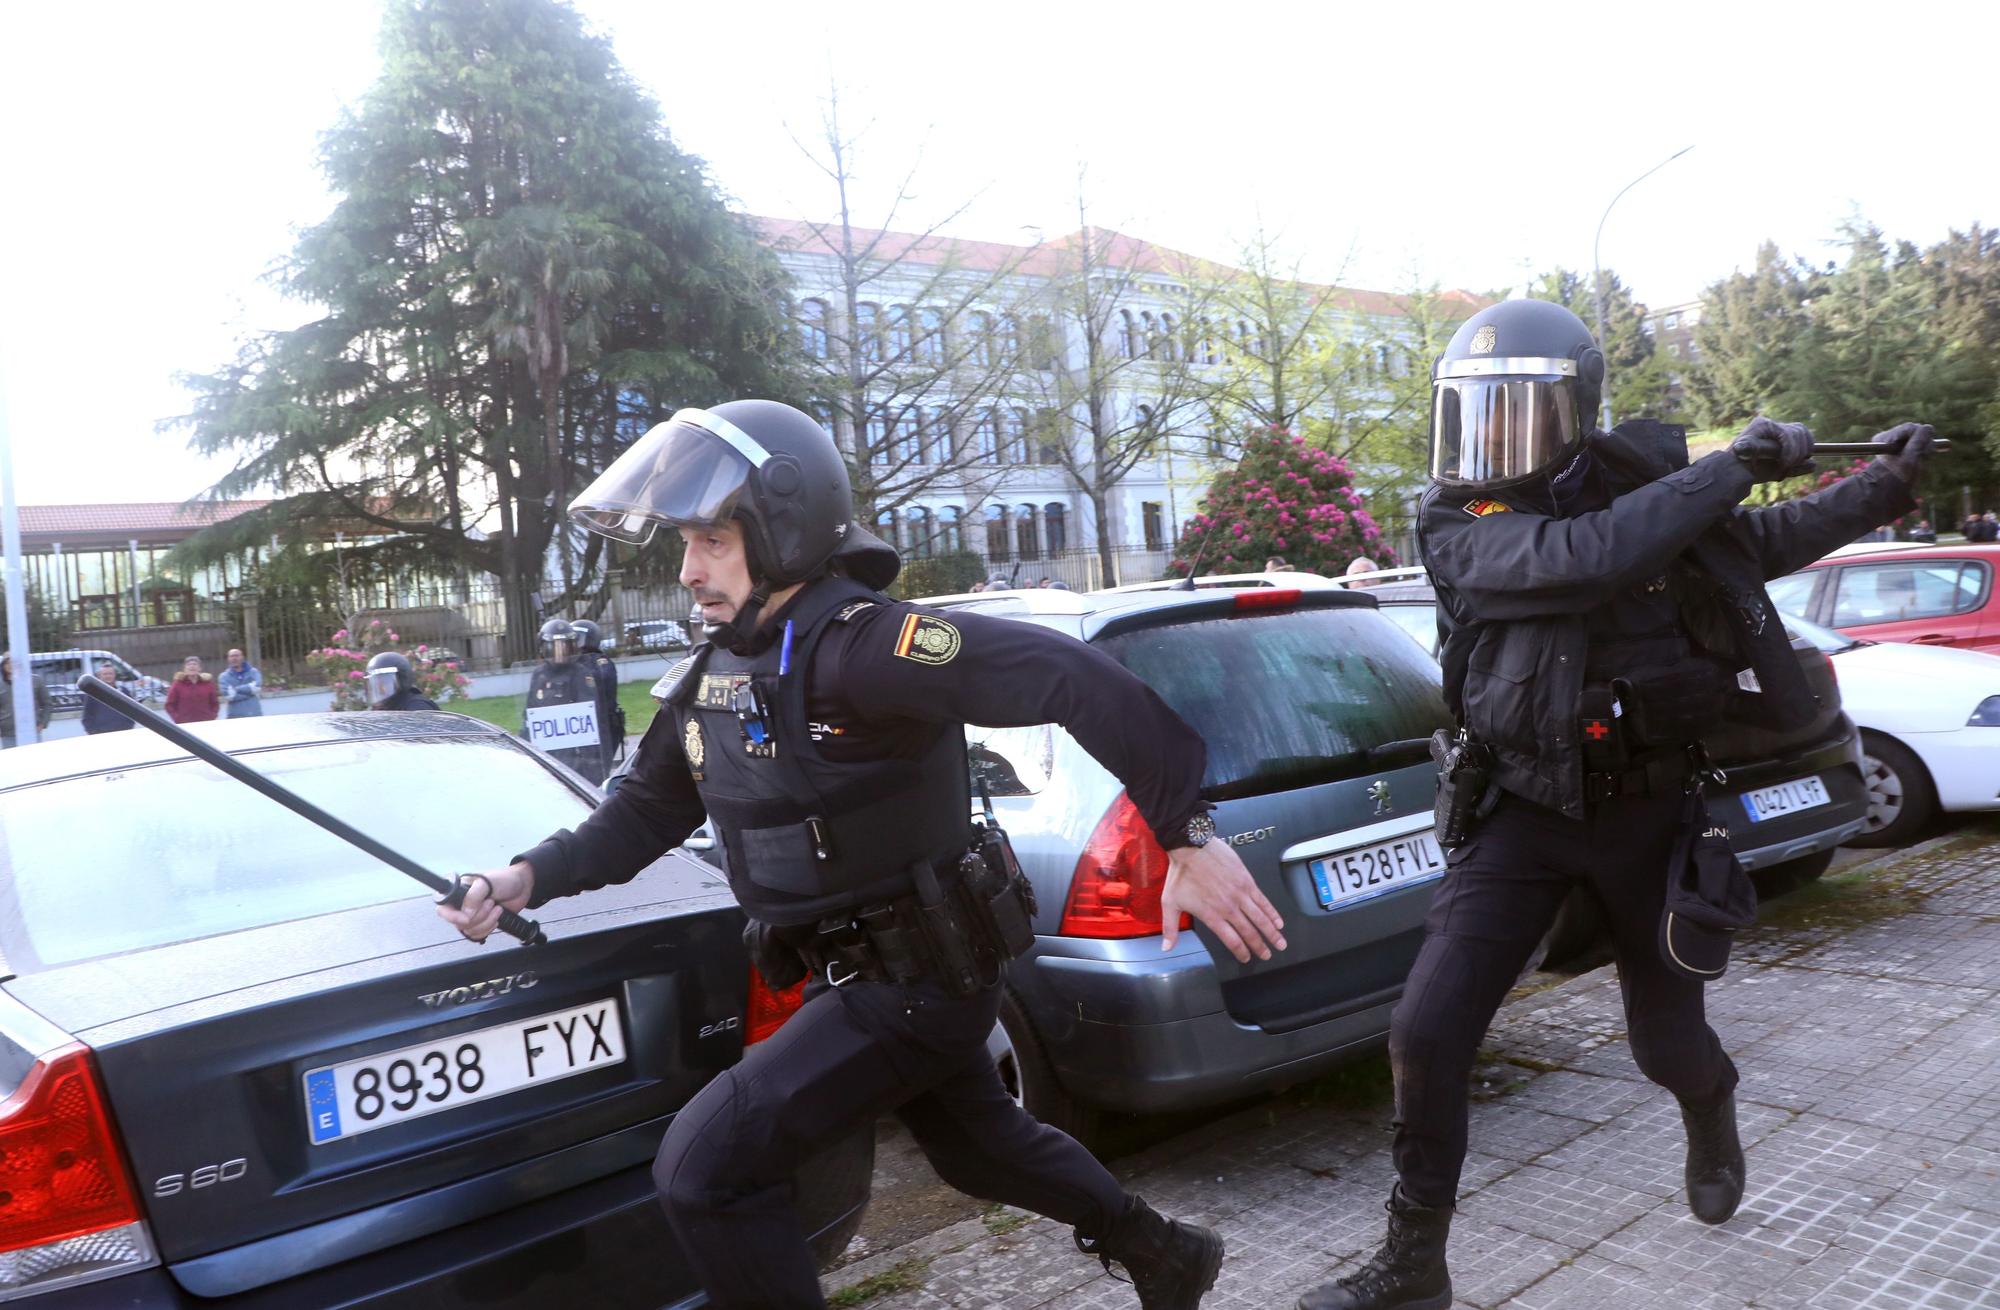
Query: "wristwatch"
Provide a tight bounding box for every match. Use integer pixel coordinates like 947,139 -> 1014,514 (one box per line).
1183,812 -> 1216,848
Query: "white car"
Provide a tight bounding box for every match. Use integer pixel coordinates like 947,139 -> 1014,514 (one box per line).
1784,612 -> 2000,846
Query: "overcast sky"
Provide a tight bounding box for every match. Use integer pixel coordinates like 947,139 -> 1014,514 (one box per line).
3,0 -> 1994,506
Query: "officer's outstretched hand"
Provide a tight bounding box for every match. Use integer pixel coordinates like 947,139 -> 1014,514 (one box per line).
1871,422 -> 1937,485
1160,843 -> 1287,963
437,861 -> 535,945
1730,416 -> 1815,482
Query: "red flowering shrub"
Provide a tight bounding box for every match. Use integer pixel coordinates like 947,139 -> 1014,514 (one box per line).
1170,428 -> 1394,576
306,617 -> 472,711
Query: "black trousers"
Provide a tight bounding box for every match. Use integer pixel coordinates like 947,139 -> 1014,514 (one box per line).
652,973 -> 1128,1308
1389,790 -> 1738,1209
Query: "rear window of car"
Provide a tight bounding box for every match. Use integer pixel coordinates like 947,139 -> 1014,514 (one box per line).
1829,559 -> 1988,626
0,736 -> 592,971
1097,606 -> 1451,800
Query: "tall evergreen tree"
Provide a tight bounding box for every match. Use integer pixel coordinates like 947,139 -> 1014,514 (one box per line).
1684,241 -> 1821,429
1527,267 -> 1672,423
171,0 -> 791,657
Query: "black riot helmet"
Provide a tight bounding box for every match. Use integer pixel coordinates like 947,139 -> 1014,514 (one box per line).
568,400 -> 899,590
570,619 -> 604,653
538,617 -> 576,661
364,651 -> 414,708
1430,299 -> 1606,491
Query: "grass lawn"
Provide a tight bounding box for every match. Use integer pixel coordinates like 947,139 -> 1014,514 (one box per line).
453,677 -> 665,739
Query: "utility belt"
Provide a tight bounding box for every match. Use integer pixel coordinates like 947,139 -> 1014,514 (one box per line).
1577,660 -> 1731,772
790,823 -> 1038,998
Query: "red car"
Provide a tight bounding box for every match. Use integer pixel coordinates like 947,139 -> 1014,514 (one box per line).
1769,543 -> 2000,653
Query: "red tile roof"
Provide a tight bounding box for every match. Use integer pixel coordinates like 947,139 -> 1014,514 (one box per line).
751,216 -> 1490,320
20,501 -> 270,548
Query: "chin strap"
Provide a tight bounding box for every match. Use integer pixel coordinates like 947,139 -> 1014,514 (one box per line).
704,581 -> 774,654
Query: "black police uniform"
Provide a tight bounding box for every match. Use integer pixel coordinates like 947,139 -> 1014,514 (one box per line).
577,645 -> 623,774
517,576 -> 1209,1308
376,688 -> 439,712
1396,422 -> 1916,1208
525,660 -> 606,785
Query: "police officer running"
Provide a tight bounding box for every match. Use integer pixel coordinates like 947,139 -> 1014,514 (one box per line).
441,400 -> 1286,1309
364,651 -> 438,712
570,618 -> 625,775
1297,300 -> 1933,1310
525,618 -> 607,785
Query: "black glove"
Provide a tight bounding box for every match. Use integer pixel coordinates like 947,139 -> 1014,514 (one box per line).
744,919 -> 808,991
1872,421 -> 1937,485
1730,416 -> 1815,483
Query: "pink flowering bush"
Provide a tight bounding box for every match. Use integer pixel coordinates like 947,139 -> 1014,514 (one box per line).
1170,428 -> 1395,577
306,618 -> 472,711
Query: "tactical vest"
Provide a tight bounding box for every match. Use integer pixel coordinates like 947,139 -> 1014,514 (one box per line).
526,662 -> 604,781
669,577 -> 973,927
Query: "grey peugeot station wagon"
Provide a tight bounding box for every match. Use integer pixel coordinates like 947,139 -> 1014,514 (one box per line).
927,584 -> 1455,1142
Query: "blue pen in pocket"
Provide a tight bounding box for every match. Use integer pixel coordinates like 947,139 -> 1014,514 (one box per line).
779,619 -> 795,676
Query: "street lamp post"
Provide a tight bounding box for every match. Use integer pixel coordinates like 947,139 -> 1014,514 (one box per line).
1592,144 -> 1694,430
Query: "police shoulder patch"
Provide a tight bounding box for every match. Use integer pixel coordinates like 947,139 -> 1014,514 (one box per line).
892,612 -> 961,666
1462,498 -> 1513,518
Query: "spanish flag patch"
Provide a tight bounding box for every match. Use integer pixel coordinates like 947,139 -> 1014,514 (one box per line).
1463,499 -> 1513,518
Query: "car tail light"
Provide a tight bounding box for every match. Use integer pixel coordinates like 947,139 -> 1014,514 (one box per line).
0,1043 -> 156,1298
1059,793 -> 1191,938
1821,651 -> 1838,690
1233,588 -> 1302,611
745,969 -> 806,1045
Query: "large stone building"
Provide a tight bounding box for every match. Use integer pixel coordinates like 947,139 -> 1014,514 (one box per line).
759,217 -> 1483,584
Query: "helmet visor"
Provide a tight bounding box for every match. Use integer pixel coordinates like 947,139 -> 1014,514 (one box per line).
1430,376 -> 1580,486
366,668 -> 401,706
570,410 -> 770,543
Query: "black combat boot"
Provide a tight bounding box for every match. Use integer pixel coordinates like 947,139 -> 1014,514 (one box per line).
1296,1186 -> 1452,1310
1681,1089 -> 1746,1224
1076,1196 -> 1224,1309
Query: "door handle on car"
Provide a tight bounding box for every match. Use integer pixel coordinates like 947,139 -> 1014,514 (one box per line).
1911,634 -> 1955,645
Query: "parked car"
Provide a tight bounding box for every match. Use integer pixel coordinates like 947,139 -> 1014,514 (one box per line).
1779,610 -> 2000,846
1325,568 -> 1870,896
30,649 -> 167,714
1767,542 -> 2000,653
923,584 -> 1455,1141
0,713 -> 868,1308
618,619 -> 694,655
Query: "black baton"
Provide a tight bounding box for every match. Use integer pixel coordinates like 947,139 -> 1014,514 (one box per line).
78,676 -> 546,946
1810,440 -> 1951,455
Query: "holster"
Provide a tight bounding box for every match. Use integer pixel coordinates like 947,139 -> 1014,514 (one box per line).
1430,728 -> 1494,851
959,825 -> 1038,960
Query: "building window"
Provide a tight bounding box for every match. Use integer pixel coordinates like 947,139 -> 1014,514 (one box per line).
1119,310 -> 1140,358
1000,315 -> 1022,360
797,299 -> 829,358
865,409 -> 891,466
915,307 -> 945,364
906,506 -> 934,558
807,400 -> 835,439
939,505 -> 963,554
1035,409 -> 1064,465
886,305 -> 913,361
1003,408 -> 1030,463
1143,501 -> 1165,551
985,505 -> 1010,560
875,508 -> 900,549
974,411 -> 1000,462
1015,505 -> 1040,560
893,410 -> 922,464
1044,503 -> 1068,553
1030,315 -> 1058,369
1158,313 -> 1179,362
1664,313 -> 1680,330
856,303 -> 882,363
967,311 -> 995,367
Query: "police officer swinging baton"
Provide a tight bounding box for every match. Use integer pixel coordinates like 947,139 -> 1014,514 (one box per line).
78,675 -> 547,946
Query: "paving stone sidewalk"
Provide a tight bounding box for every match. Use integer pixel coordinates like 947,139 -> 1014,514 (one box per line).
827,827 -> 2000,1309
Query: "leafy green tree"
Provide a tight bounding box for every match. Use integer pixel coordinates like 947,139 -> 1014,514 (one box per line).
1684,241 -> 1820,428
1525,267 -> 1671,422
171,0 -> 791,659
1171,430 -> 1392,576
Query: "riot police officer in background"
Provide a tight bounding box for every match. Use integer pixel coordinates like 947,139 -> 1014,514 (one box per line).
570,618 -> 624,775
364,651 -> 438,712
1298,300 -> 1934,1310
443,401 -> 1284,1308
524,618 -> 606,785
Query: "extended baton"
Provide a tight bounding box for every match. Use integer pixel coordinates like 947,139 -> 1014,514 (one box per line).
78,676 -> 546,946
1810,440 -> 1951,455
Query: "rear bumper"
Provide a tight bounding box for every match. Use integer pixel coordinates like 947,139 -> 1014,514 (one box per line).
1711,726 -> 1869,870
1010,936 -> 1404,1115
45,1128 -> 872,1309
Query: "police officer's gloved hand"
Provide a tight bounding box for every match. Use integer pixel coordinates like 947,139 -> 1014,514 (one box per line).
1730,416 -> 1815,482
1871,421 -> 1937,485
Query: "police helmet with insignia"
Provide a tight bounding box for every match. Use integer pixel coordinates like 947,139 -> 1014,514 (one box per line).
568,400 -> 900,645
1430,299 -> 1605,492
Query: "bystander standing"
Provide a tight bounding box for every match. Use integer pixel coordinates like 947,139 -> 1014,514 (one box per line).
82,660 -> 138,734
0,655 -> 51,748
166,655 -> 219,724
217,647 -> 264,718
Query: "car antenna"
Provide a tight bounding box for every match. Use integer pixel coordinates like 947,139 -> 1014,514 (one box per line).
1177,521 -> 1220,591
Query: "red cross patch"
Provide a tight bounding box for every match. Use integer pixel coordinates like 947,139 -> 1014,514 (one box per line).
1583,719 -> 1612,741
